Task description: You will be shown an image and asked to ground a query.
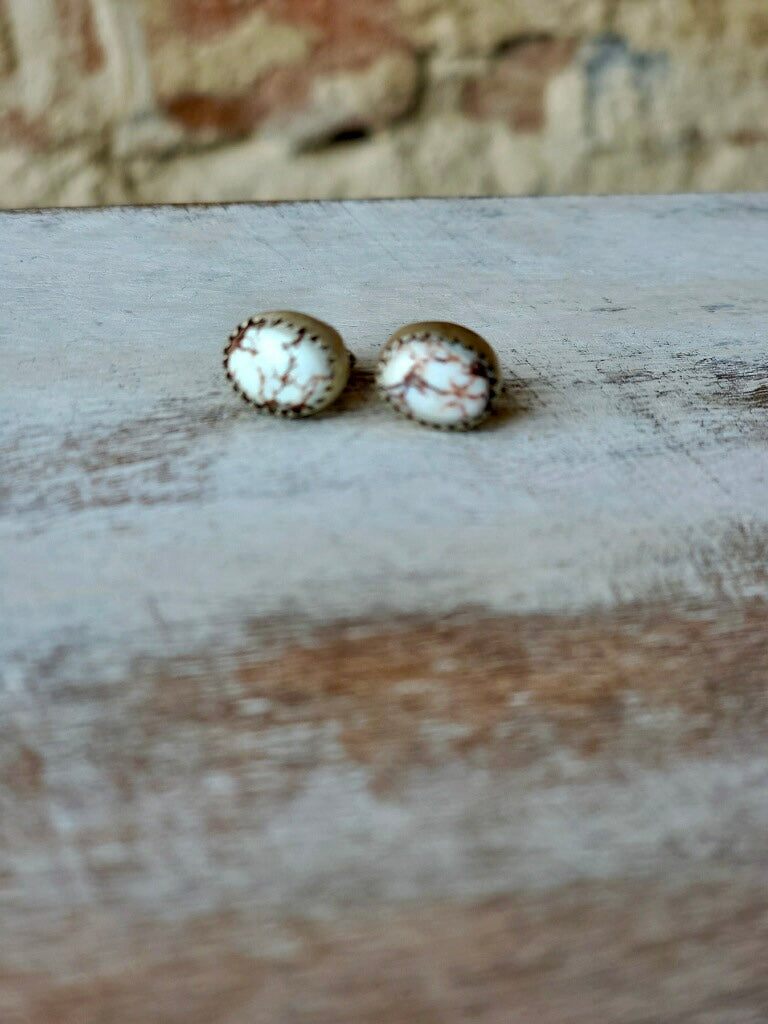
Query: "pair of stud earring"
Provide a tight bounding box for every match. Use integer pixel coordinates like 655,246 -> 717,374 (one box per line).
223,310 -> 502,430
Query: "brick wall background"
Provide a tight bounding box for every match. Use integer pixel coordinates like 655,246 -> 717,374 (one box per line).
0,0 -> 767,208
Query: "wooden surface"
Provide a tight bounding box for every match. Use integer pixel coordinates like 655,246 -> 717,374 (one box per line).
1,195 -> 768,1022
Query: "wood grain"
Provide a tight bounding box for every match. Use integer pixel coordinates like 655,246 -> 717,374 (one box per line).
1,196 -> 768,1022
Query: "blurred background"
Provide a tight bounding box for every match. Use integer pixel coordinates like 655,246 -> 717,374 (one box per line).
0,0 -> 766,209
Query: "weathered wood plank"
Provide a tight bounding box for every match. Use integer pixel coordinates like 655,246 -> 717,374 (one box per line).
1,196 -> 768,1022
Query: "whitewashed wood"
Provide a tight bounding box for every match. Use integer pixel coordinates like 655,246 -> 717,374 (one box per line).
1,196 -> 768,1022
2,196 -> 767,673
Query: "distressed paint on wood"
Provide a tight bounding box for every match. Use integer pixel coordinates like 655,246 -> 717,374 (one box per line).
1,195 -> 768,1022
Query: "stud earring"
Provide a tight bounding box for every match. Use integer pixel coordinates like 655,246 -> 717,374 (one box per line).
375,321 -> 502,430
224,310 -> 353,417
